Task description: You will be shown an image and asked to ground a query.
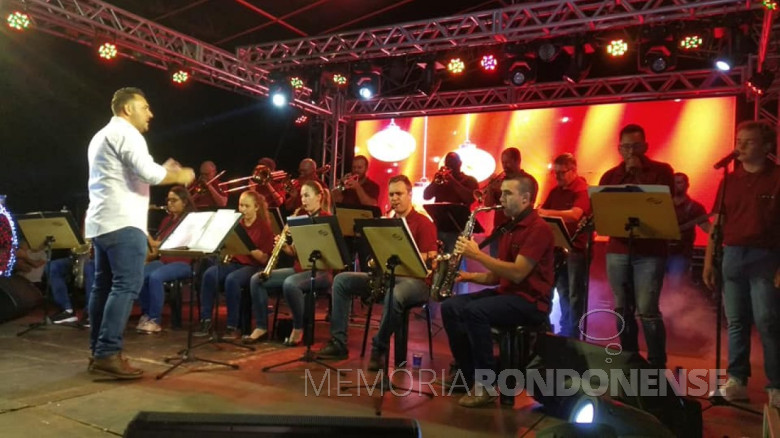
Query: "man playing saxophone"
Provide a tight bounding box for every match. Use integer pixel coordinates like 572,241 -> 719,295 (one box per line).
441,172 -> 555,408
316,175 -> 437,366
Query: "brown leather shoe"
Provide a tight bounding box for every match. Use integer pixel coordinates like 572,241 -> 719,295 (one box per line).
90,353 -> 144,380
458,384 -> 498,408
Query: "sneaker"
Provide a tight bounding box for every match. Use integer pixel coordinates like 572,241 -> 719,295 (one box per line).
317,339 -> 349,360
458,383 -> 498,408
769,389 -> 780,408
136,314 -> 150,330
223,326 -> 239,340
136,319 -> 162,334
51,310 -> 78,324
709,377 -> 749,402
367,351 -> 386,372
79,313 -> 90,328
193,319 -> 212,337
90,353 -> 143,380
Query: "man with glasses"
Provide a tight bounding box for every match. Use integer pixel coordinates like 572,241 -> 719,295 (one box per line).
598,124 -> 674,369
538,153 -> 590,338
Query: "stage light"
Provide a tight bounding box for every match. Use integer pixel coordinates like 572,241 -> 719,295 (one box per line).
98,42 -> 118,60
349,65 -> 381,100
567,395 -> 675,437
294,114 -> 308,125
506,59 -> 536,86
537,42 -> 560,62
332,74 -> 347,86
715,57 -> 732,71
7,11 -> 30,31
290,76 -> 304,90
563,43 -> 592,84
747,71 -> 775,95
269,73 -> 293,108
447,58 -> 465,75
642,45 -> 675,73
763,0 -> 778,10
480,54 -> 498,72
0,200 -> 18,278
171,70 -> 189,84
679,35 -> 703,50
607,39 -> 628,57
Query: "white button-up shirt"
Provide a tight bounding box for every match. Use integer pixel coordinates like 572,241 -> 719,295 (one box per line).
85,117 -> 167,238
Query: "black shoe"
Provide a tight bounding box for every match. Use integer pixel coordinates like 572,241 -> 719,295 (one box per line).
193,319 -> 212,337
317,339 -> 348,360
51,310 -> 78,324
368,351 -> 386,372
223,326 -> 239,340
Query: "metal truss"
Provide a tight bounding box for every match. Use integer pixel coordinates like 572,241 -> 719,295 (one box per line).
344,68 -> 747,118
316,94 -> 348,187
12,0 -> 332,115
236,0 -> 761,69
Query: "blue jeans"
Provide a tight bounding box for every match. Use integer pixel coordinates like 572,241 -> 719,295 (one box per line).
330,272 -> 370,346
89,227 -> 147,358
722,246 -> 780,388
139,260 -> 191,323
605,253 -> 667,368
200,262 -> 256,328
441,289 -> 547,386
556,251 -> 587,338
282,270 -> 332,330
371,275 -> 430,355
48,256 -> 94,313
249,267 -> 296,331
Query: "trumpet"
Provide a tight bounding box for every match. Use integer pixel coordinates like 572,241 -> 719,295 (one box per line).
433,167 -> 452,185
219,165 -> 289,194
474,172 -> 505,204
189,170 -> 226,195
333,173 -> 359,191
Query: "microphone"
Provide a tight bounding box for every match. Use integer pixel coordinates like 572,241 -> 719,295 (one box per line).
713,151 -> 738,170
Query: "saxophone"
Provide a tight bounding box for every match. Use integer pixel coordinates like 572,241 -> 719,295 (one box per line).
429,205 -> 503,301
259,208 -> 301,280
362,258 -> 390,305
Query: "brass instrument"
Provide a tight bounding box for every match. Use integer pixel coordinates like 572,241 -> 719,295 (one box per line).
334,173 -> 359,191
259,208 -> 301,279
432,167 -> 452,185
429,205 -> 503,301
190,170 -> 226,195
219,165 -> 289,194
474,172 -> 505,204
362,258 -> 390,305
70,242 -> 92,290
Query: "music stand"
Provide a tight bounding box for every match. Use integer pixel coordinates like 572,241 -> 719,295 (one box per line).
15,211 -> 85,335
347,218 -> 434,416
589,185 -> 679,359
423,202 -> 485,234
540,215 -> 574,253
262,215 -> 349,374
155,210 -> 252,379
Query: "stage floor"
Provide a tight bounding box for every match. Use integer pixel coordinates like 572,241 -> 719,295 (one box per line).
0,294 -> 771,438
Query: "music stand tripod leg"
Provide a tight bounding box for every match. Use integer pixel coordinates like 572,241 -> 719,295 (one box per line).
202,259 -> 255,352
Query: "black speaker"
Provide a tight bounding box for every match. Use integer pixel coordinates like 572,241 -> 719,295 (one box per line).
124,412 -> 422,438
0,275 -> 42,322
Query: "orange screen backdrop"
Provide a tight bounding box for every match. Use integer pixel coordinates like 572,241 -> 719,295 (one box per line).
354,96 -> 736,245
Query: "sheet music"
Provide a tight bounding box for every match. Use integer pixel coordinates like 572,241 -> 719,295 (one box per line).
588,184 -> 670,196
160,209 -> 242,253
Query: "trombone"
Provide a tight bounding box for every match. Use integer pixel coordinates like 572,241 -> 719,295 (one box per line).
189,170 -> 226,195
219,165 -> 288,194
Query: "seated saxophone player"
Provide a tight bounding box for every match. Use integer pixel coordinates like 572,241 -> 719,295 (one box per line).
136,185 -> 197,334
190,160 -> 228,208
254,157 -> 286,209
331,155 -> 380,207
536,153 -> 591,339
441,172 -> 554,408
194,191 -> 274,339
34,239 -> 93,325
246,180 -> 333,346
283,158 -> 319,214
316,175 -> 438,365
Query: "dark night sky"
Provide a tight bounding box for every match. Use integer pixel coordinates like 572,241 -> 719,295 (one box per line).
0,27 -> 311,218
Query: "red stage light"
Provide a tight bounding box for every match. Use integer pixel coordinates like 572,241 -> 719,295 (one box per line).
447,58 -> 465,75
295,115 -> 308,125
98,42 -> 118,60
480,55 -> 497,72
606,39 -> 628,57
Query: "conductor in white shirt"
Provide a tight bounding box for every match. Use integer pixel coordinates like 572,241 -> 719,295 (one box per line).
85,87 -> 194,379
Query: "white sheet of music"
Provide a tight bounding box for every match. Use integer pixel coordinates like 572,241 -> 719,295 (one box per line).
160,209 -> 242,253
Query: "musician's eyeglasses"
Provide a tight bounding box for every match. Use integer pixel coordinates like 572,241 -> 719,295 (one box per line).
552,169 -> 573,176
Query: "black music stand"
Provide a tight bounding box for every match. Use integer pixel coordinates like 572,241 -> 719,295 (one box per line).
15,211 -> 85,335
423,202 -> 485,235
589,185 -> 679,359
262,215 -> 350,374
154,210 -> 252,379
346,218 -> 434,416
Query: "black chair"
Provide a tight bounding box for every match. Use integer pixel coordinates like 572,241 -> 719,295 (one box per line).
269,286 -> 332,340
490,322 -> 549,406
361,300 -> 434,367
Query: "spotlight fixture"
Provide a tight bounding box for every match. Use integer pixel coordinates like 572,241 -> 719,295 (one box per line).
269,73 -> 293,108
506,59 -> 536,86
567,395 -> 675,437
714,26 -> 752,72
416,58 -> 441,96
447,57 -> 466,75
294,114 -> 308,125
171,69 -> 189,85
562,43 -> 593,83
7,11 -> 30,31
607,39 -> 628,57
332,73 -> 347,86
537,42 -> 560,62
290,76 -> 304,90
349,64 -> 381,100
747,71 -> 776,95
98,42 -> 118,60
679,34 -> 703,50
640,41 -> 676,74
480,54 -> 498,72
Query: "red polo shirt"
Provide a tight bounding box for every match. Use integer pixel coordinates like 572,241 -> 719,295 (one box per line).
339,177 -> 380,206
402,208 -> 438,253
191,180 -> 226,209
598,155 -> 675,256
541,176 -> 591,251
712,162 -> 780,249
232,217 -> 275,266
497,210 -> 555,313
669,196 -> 707,257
